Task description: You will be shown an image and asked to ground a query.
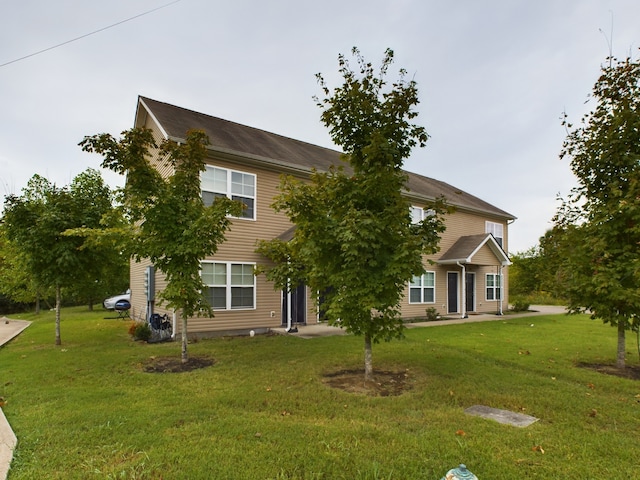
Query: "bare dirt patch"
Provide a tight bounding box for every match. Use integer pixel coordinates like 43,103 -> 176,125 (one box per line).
322,369 -> 411,396
142,355 -> 215,373
577,362 -> 640,380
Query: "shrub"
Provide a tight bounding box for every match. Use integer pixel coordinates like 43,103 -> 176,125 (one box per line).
425,307 -> 440,321
511,299 -> 531,312
127,321 -> 137,336
131,321 -> 151,341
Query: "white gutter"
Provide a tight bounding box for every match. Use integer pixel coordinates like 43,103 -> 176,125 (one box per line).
456,262 -> 468,319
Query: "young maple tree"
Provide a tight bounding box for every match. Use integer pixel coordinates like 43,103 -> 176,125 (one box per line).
258,48 -> 446,381
555,53 -> 640,369
81,128 -> 241,363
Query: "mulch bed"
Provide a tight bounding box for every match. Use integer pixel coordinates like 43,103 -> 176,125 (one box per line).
576,362 -> 640,380
322,369 -> 411,396
142,355 -> 215,373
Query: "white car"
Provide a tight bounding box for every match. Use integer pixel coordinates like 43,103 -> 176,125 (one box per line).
103,289 -> 131,310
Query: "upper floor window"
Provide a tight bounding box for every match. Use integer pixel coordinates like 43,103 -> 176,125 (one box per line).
409,272 -> 436,303
486,221 -> 504,247
201,261 -> 256,310
486,273 -> 502,301
410,206 -> 435,224
201,166 -> 256,220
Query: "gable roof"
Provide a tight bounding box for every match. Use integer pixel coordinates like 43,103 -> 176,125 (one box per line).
438,234 -> 511,266
136,96 -> 515,220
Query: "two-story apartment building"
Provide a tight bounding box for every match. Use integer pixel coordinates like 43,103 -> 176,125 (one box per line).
129,96 -> 515,337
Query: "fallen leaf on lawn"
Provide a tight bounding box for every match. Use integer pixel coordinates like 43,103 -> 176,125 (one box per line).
255,432 -> 262,438
455,430 -> 466,436
587,383 -> 595,390
589,409 -> 597,417
532,445 -> 545,454
266,387 -> 272,392
518,350 -> 531,355
281,410 -> 291,416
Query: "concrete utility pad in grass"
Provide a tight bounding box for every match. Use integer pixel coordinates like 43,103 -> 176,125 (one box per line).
464,405 -> 539,427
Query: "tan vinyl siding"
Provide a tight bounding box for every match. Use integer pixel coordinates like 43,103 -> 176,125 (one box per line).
128,99 -> 512,333
472,243 -> 500,266
138,111 -> 174,179
129,259 -> 148,321
166,272 -> 283,335
399,208 -> 510,319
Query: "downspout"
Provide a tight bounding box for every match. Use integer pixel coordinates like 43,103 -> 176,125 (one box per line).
498,265 -> 504,315
172,309 -> 177,339
456,262 -> 467,319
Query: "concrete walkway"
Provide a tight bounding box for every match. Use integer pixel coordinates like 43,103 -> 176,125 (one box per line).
0,317 -> 30,480
273,305 -> 567,338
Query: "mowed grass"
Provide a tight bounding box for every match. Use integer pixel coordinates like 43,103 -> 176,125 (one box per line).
2,307 -> 639,479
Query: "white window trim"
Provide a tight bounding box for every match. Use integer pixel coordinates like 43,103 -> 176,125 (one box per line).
485,221 -> 504,246
201,261 -> 256,311
409,271 -> 436,304
410,205 -> 435,224
201,165 -> 257,221
485,273 -> 502,301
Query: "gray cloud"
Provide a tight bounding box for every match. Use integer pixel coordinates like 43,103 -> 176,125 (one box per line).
1,0 -> 638,252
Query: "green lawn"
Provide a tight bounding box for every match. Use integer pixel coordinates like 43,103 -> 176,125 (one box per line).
2,307 -> 639,479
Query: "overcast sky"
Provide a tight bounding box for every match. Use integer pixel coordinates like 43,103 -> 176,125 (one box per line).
1,0 -> 639,253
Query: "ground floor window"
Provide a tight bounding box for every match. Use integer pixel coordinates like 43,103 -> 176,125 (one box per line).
409,271 -> 435,303
201,261 -> 255,310
486,273 -> 502,301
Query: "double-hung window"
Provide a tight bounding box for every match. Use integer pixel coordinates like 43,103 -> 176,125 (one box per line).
409,272 -> 436,303
485,221 -> 504,247
410,206 -> 435,224
201,262 -> 256,310
486,273 -> 502,301
201,166 -> 256,220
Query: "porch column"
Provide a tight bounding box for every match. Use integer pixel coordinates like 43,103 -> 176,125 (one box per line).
457,262 -> 467,319
498,265 -> 504,315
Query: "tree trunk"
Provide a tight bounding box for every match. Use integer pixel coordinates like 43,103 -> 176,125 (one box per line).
181,312 -> 188,364
364,333 -> 373,382
55,284 -> 62,346
616,320 -> 626,369
35,294 -> 40,315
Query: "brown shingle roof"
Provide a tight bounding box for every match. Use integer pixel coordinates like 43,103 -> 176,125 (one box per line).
137,96 -> 515,220
438,234 -> 510,265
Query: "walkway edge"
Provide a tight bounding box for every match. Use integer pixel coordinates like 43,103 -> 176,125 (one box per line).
0,318 -> 30,480
0,408 -> 16,480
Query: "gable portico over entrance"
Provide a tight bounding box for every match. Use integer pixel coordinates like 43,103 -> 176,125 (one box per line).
437,234 -> 511,318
